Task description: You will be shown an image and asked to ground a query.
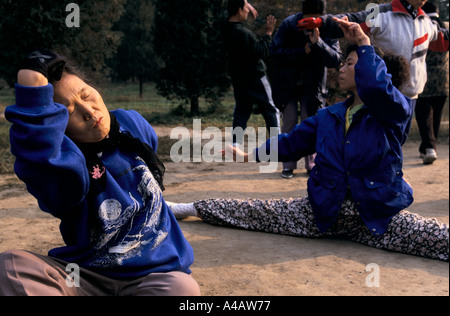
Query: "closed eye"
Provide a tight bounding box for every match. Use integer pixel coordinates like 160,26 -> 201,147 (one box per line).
80,87 -> 92,100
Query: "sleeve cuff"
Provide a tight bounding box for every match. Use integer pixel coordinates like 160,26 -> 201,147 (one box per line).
15,83 -> 54,108
356,45 -> 375,56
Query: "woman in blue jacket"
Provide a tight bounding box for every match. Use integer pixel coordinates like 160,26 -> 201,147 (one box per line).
170,18 -> 449,262
0,51 -> 200,296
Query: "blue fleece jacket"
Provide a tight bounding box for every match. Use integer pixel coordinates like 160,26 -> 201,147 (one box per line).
6,88 -> 194,279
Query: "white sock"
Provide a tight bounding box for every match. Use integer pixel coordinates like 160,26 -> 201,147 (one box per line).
166,202 -> 197,219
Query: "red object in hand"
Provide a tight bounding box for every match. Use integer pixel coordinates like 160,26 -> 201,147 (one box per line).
297,17 -> 323,30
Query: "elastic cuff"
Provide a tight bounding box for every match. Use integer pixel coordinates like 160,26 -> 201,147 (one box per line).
15,83 -> 54,108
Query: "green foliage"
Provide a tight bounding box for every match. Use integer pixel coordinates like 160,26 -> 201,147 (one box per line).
61,0 -> 126,81
0,0 -> 66,86
110,0 -> 156,97
0,0 -> 126,86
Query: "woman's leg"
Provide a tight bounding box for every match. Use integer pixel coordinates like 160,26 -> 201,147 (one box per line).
0,250 -> 116,296
0,250 -> 202,296
195,198 -> 449,261
194,197 -> 324,238
350,211 -> 449,262
127,271 -> 201,296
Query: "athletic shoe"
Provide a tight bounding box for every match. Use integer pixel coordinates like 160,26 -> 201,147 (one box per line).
423,148 -> 437,165
281,169 -> 294,179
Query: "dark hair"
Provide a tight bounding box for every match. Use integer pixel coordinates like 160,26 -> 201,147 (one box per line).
227,0 -> 246,17
345,44 -> 410,90
49,52 -> 94,88
302,0 -> 326,15
422,1 -> 437,14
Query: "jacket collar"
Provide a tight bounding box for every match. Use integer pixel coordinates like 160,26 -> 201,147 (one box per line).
392,0 -> 426,18
327,96 -> 355,120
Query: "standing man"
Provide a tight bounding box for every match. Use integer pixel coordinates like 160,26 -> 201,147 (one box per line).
270,0 -> 343,178
224,0 -> 280,147
415,1 -> 449,164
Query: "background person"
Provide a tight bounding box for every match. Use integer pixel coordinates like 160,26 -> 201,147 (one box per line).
224,0 -> 280,147
415,1 -> 449,164
270,0 -> 343,178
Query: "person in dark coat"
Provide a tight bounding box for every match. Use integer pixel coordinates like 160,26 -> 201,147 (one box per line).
270,0 -> 343,178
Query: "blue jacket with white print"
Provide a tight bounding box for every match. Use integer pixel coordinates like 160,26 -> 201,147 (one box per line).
6,87 -> 194,279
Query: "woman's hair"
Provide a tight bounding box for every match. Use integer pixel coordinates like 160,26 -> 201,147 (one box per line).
49,52 -> 95,88
345,44 -> 410,90
227,0 -> 246,17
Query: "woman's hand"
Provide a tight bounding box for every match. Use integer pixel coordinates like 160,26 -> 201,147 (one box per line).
309,28 -> 320,44
17,69 -> 49,87
221,144 -> 250,163
305,28 -> 320,54
17,49 -> 65,87
333,16 -> 370,46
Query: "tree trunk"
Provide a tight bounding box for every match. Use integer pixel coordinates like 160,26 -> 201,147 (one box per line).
190,96 -> 199,115
139,75 -> 144,99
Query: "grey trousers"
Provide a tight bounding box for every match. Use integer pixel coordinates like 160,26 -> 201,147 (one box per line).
0,250 -> 201,296
281,96 -> 317,171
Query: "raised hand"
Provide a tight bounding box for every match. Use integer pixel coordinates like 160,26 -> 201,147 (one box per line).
333,16 -> 370,46
247,2 -> 258,19
265,15 -> 277,36
19,49 -> 66,82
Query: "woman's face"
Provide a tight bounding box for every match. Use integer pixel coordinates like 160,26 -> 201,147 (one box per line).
53,73 -> 111,144
339,51 -> 358,93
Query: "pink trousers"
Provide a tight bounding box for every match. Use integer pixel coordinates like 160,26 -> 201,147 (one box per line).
0,250 -> 201,296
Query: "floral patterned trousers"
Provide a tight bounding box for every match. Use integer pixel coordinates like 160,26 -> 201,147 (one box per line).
194,197 -> 449,262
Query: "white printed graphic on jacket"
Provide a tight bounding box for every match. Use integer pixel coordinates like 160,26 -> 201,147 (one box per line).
92,157 -> 167,267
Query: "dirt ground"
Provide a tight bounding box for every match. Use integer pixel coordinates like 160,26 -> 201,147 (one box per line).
0,133 -> 448,296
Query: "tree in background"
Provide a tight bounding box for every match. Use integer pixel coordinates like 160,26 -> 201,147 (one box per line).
152,0 -> 231,115
0,0 -> 126,86
0,0 -> 65,86
3,0 -> 436,108
111,0 -> 156,98
61,0 -> 126,82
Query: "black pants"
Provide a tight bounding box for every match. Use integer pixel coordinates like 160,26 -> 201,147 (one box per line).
232,75 -> 280,144
415,95 -> 447,154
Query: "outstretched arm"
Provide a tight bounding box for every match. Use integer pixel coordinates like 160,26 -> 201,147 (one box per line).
222,144 -> 252,163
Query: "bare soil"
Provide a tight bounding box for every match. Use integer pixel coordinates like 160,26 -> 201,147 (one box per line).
0,135 -> 448,296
